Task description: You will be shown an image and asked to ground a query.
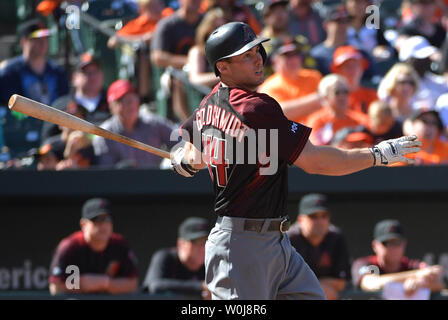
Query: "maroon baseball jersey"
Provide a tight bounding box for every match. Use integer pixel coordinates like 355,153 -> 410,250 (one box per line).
180,83 -> 311,218
49,231 -> 138,283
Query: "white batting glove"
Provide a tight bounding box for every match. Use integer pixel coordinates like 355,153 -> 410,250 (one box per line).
171,147 -> 199,178
369,135 -> 422,166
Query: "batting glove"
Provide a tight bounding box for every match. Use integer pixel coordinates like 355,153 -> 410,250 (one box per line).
369,135 -> 422,166
171,147 -> 199,178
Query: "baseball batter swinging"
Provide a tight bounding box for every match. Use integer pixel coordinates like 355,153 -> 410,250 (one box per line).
171,22 -> 421,300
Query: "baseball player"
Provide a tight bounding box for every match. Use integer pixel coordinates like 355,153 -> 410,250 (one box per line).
171,22 -> 421,300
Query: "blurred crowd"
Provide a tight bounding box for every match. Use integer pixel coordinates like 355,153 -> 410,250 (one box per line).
0,0 -> 448,170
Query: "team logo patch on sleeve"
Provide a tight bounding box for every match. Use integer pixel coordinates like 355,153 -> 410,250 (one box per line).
291,122 -> 298,133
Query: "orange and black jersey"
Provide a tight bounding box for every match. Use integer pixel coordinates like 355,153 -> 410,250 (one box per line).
180,83 -> 311,218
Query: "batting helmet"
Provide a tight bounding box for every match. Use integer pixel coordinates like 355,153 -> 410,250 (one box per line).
205,22 -> 269,76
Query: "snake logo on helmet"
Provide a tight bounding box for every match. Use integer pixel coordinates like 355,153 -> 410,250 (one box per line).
205,22 -> 270,76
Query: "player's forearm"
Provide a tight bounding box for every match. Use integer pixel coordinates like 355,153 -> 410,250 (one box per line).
302,145 -> 373,176
319,277 -> 346,292
107,277 -> 138,294
360,270 -> 421,291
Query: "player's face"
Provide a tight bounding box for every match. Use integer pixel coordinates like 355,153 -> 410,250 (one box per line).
178,236 -> 206,271
219,46 -> 265,91
81,214 -> 113,247
373,238 -> 407,266
299,211 -> 330,237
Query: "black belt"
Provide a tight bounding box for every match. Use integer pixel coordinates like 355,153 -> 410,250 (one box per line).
218,216 -> 291,233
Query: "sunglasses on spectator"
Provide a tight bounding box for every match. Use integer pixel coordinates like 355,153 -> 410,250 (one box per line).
381,239 -> 404,247
420,118 -> 440,127
397,79 -> 416,87
90,214 -> 112,223
334,88 -> 350,96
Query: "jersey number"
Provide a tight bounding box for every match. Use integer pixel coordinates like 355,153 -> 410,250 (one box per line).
203,135 -> 229,187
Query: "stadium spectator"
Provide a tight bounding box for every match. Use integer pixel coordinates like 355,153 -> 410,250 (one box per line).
307,74 -> 368,145
258,38 -> 322,124
92,79 -> 178,168
108,0 -> 173,46
49,198 -> 139,295
344,0 -> 392,61
0,18 -> 69,106
398,0 -> 446,48
142,217 -> 210,299
331,127 -> 373,149
331,101 -> 404,149
331,45 -> 378,114
107,0 -> 174,100
377,63 -> 421,121
261,0 -> 316,77
310,5 -> 350,76
260,0 -> 291,48
150,0 -> 202,69
365,101 -> 404,145
398,36 -> 448,111
30,138 -> 65,171
435,93 -> 448,131
32,100 -> 96,170
203,0 -> 261,34
42,52 -> 110,141
287,0 -> 326,46
0,18 -> 69,157
351,219 -> 445,296
150,0 -> 203,121
287,194 -> 351,300
403,108 -> 448,165
186,8 -> 226,88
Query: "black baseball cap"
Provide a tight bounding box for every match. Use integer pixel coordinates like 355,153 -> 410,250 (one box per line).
178,217 -> 209,241
18,18 -> 51,39
82,198 -> 111,220
76,52 -> 101,71
271,38 -> 302,57
263,0 -> 289,17
410,108 -> 444,131
29,137 -> 65,161
374,219 -> 405,242
299,193 -> 329,215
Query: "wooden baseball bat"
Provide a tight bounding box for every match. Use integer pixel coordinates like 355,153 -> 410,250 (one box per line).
8,94 -> 171,159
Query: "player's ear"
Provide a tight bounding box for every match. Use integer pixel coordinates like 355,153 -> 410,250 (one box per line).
216,60 -> 229,75
80,218 -> 87,230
